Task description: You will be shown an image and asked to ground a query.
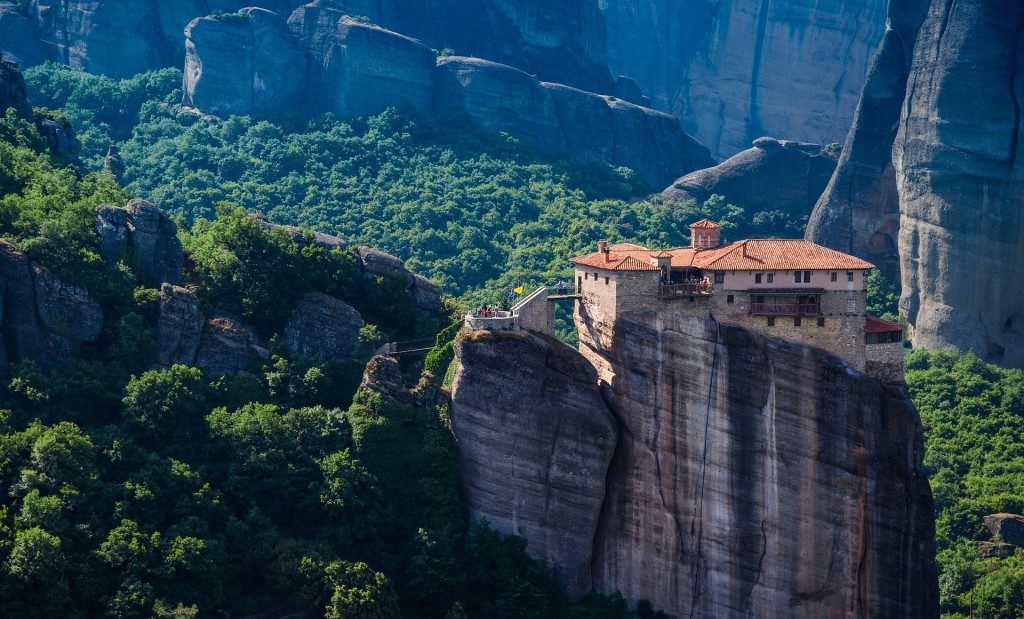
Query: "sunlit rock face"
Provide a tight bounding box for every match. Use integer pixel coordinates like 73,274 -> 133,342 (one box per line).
450,312 -> 938,617
893,0 -> 1024,368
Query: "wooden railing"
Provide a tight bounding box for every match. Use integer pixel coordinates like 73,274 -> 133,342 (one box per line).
750,301 -> 820,316
658,283 -> 713,298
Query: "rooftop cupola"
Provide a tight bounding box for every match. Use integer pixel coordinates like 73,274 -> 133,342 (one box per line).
689,219 -> 721,249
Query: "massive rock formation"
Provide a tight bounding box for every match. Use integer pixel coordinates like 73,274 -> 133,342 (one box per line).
450,312 -> 937,615
662,138 -> 837,231
805,0 -> 930,278
282,292 -> 364,360
0,58 -> 32,118
893,0 -> 1024,367
451,330 -> 618,595
182,8 -> 309,118
183,6 -> 713,186
0,0 -> 886,160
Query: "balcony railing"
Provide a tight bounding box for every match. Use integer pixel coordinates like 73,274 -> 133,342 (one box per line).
750,301 -> 821,316
658,282 -> 713,298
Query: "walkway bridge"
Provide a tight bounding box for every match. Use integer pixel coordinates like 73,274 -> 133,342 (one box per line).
374,337 -> 437,357
464,286 -> 579,336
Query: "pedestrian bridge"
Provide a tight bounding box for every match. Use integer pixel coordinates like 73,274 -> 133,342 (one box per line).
464,286 -> 578,335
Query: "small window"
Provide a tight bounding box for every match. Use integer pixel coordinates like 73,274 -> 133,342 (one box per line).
767,273 -> 774,284
830,272 -> 837,282
767,317 -> 775,327
846,271 -> 854,282
817,317 -> 825,327
754,273 -> 762,284
604,277 -> 609,285
584,272 -> 588,280
794,272 -> 801,284
727,294 -> 734,304
803,271 -> 811,283
794,317 -> 801,326
714,273 -> 724,284
594,272 -> 598,280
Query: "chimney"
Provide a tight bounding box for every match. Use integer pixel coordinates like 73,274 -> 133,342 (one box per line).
598,239 -> 608,260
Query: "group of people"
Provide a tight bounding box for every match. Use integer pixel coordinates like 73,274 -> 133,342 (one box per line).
660,276 -> 713,293
474,305 -> 505,318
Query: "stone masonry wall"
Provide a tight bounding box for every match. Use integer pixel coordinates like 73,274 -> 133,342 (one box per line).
513,287 -> 555,335
866,341 -> 905,383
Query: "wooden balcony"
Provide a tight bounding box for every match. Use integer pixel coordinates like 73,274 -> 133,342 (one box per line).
658,283 -> 713,298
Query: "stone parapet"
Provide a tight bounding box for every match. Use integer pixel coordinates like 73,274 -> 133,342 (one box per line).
866,341 -> 905,383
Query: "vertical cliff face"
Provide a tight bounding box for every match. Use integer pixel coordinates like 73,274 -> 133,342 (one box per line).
893,0 -> 1024,367
805,0 -> 930,278
450,314 -> 937,616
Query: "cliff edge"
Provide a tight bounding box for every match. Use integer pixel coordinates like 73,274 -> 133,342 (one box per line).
450,313 -> 937,616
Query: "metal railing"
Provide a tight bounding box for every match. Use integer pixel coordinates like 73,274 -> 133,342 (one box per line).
750,301 -> 820,316
658,282 -> 713,298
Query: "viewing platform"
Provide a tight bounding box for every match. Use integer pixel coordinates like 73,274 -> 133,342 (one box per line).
464,286 -> 574,335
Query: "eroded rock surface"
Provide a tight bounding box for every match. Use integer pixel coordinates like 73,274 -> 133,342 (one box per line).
450,329 -> 619,595
283,292 -> 364,360
0,58 -> 32,118
450,310 -> 937,616
893,0 -> 1024,367
156,284 -> 204,368
662,138 -> 837,230
96,200 -> 184,286
805,0 -> 930,278
31,264 -> 103,342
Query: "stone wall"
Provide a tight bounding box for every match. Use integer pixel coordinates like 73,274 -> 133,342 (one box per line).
511,287 -> 555,335
866,342 -> 905,383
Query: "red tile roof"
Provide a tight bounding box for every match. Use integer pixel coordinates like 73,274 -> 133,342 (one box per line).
865,316 -> 905,334
689,219 -> 721,229
573,239 -> 875,272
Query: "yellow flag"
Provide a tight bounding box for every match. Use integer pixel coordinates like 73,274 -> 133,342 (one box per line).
513,286 -> 524,295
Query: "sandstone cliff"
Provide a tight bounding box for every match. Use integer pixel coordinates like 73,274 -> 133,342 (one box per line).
893,0 -> 1024,368
662,137 -> 837,232
181,6 -> 712,186
0,0 -> 886,160
807,0 -> 1024,367
450,314 -> 937,616
805,0 -> 930,278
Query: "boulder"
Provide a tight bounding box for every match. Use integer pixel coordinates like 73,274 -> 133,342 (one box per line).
288,3 -> 436,118
0,3 -> 48,70
30,264 -> 103,342
663,137 -> 837,232
96,200 -> 183,286
35,114 -> 81,164
282,292 -> 364,360
359,354 -> 414,407
975,541 -> 1016,559
984,513 -> 1024,547
193,316 -> 268,375
156,284 -> 204,368
410,274 -> 443,313
252,212 -> 346,251
183,8 -> 309,117
355,245 -> 414,284
612,75 -> 649,107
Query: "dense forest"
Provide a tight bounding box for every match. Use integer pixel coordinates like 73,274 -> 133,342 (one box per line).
0,82 -> 641,618
3,63 -> 1023,617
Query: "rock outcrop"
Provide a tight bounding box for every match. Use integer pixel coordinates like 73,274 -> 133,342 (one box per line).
450,329 -> 618,595
355,246 -> 444,314
805,0 -> 930,278
450,311 -> 938,615
983,513 -> 1024,547
662,138 -> 837,227
96,199 -> 184,286
155,284 -> 268,374
0,58 -> 32,118
183,8 -> 309,118
183,8 -> 713,186
0,239 -> 104,377
283,292 -> 364,360
1,1 -> 887,160
893,0 -> 1024,367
